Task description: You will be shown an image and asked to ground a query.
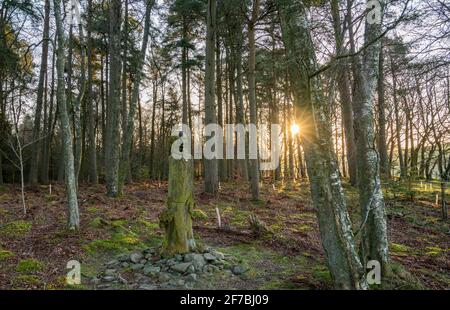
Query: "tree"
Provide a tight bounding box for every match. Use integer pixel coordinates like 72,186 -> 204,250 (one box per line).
248,0 -> 260,200
204,0 -> 219,194
277,0 -> 366,289
352,0 -> 389,270
120,0 -> 155,193
53,0 -> 80,230
28,0 -> 50,186
105,0 -> 122,197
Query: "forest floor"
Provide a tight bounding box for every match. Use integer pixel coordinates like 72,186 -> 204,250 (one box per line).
0,178 -> 449,290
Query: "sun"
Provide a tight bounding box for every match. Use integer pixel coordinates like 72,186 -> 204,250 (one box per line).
291,124 -> 300,136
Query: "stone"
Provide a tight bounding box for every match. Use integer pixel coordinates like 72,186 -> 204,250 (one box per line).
210,250 -> 225,260
139,259 -> 147,265
102,275 -> 116,282
186,265 -> 196,274
203,253 -> 217,261
185,253 -> 207,271
185,282 -> 194,289
170,262 -> 192,273
121,262 -> 130,268
130,252 -> 143,263
91,277 -> 101,285
131,263 -> 144,270
231,265 -> 248,275
143,247 -> 156,254
139,284 -> 157,290
117,253 -> 130,262
166,258 -> 177,266
106,259 -> 120,267
175,254 -> 183,261
158,272 -> 171,282
186,273 -> 197,282
143,265 -> 161,276
144,254 -> 153,260
104,269 -> 116,276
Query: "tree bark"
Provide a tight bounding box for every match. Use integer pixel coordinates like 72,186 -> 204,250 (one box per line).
53,0 -> 80,230
105,0 -> 122,197
352,0 -> 389,271
204,0 -> 219,194
160,156 -> 196,256
29,0 -> 50,186
277,0 -> 366,289
120,0 -> 154,192
86,0 -> 98,184
248,0 -> 260,199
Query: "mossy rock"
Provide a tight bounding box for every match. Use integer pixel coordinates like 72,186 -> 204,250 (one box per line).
16,259 -> 44,274
0,220 -> 32,238
83,232 -> 143,254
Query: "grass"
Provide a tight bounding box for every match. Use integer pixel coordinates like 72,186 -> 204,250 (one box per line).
16,259 -> 44,274
0,220 -> 32,238
0,249 -> 14,260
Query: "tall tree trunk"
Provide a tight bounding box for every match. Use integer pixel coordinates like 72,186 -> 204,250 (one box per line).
235,40 -> 248,181
204,0 -> 219,194
352,0 -> 389,271
217,39 -> 227,181
86,0 -> 98,184
277,0 -> 366,289
248,0 -> 260,199
331,0 -> 357,186
29,0 -> 50,186
120,0 -> 154,192
105,0 -> 122,197
391,56 -> 405,178
377,41 -> 389,178
53,0 -> 80,230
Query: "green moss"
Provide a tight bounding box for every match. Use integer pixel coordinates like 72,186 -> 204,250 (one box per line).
0,220 -> 32,237
0,249 -> 14,260
86,207 -> 100,213
83,232 -> 143,254
390,243 -> 410,254
138,219 -> 159,231
16,259 -> 44,274
424,246 -> 445,256
88,217 -> 106,229
312,265 -> 332,284
191,209 -> 208,220
12,275 -> 40,288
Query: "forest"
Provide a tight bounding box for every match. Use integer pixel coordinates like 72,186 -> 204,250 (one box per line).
0,0 -> 449,292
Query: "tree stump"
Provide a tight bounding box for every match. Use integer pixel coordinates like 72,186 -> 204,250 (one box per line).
159,156 -> 196,257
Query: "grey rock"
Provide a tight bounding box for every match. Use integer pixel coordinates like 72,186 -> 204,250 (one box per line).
231,265 -> 248,275
139,284 -> 157,290
102,275 -> 116,282
158,272 -> 172,282
143,247 -> 156,254
104,269 -> 117,276
210,250 -> 225,260
186,254 -> 207,271
203,253 -> 217,261
144,254 -> 153,260
117,253 -> 130,262
131,263 -> 144,270
139,259 -> 147,265
175,254 -> 183,261
185,282 -> 194,289
186,265 -> 196,274
166,258 -> 177,266
130,252 -> 144,263
186,273 -> 197,282
106,259 -> 120,267
170,262 -> 192,273
143,265 -> 161,276
121,262 -> 130,268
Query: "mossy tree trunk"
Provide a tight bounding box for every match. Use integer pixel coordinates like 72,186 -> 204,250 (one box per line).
160,156 -> 196,256
276,0 -> 366,289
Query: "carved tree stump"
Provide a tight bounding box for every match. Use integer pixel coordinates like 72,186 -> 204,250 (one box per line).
159,156 -> 196,256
